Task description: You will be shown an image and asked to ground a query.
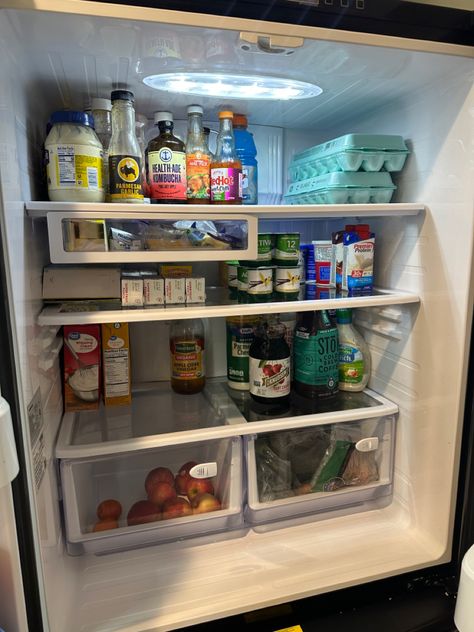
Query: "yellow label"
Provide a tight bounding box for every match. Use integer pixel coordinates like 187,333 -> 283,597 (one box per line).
170,338 -> 204,380
47,143 -> 103,191
274,626 -> 303,632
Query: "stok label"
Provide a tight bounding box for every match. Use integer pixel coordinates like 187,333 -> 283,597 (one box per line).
249,357 -> 290,399
210,167 -> 242,202
109,155 -> 143,200
186,153 -> 210,200
170,338 -> 205,380
148,149 -> 186,200
294,328 -> 338,388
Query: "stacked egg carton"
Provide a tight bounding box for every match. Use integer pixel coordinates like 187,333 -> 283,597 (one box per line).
284,134 -> 409,205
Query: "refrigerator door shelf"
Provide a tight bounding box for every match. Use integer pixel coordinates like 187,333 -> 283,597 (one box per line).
45,211 -> 257,264
55,380 -> 398,458
60,436 -> 242,555
245,415 -> 396,527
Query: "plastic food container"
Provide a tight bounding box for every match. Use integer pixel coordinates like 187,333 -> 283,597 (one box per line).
284,172 -> 397,205
60,437 -> 242,554
245,415 -> 395,526
288,134 -> 409,181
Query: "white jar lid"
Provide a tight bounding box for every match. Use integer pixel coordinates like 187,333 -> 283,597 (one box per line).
91,97 -> 112,111
187,104 -> 203,115
154,111 -> 173,123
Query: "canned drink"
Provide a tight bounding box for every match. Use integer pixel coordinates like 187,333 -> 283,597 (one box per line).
257,233 -> 273,262
274,233 -> 300,266
275,267 -> 301,300
247,266 -> 273,302
237,266 -> 248,303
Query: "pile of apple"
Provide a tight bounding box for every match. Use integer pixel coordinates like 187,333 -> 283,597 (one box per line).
92,461 -> 221,533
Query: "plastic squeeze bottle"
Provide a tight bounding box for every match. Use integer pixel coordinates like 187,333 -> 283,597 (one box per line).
336,308 -> 371,392
233,113 -> 258,205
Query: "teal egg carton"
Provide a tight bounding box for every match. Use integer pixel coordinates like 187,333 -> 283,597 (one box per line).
284,171 -> 397,205
289,134 -> 409,182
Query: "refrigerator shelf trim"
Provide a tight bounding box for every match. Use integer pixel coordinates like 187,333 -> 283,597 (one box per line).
25,201 -> 426,219
55,383 -> 398,458
38,287 -> 421,326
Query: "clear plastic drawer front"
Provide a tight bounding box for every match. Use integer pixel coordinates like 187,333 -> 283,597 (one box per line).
60,437 -> 242,555
245,415 -> 395,527
46,212 -> 257,263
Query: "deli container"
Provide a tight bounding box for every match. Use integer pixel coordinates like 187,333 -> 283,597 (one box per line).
284,172 -> 397,205
60,437 -> 242,554
245,415 -> 395,526
288,133 -> 409,181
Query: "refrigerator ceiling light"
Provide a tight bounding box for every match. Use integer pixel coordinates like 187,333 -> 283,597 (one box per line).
142,72 -> 322,100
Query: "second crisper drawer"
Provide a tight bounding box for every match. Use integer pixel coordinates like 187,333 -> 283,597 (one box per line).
245,415 -> 395,526
60,437 -> 242,555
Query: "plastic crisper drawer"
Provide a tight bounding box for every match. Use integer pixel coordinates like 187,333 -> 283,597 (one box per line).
284,171 -> 396,205
60,437 -> 242,555
245,415 -> 395,526
289,134 -> 409,181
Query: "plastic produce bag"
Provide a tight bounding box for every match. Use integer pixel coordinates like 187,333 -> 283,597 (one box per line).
255,438 -> 293,502
268,427 -> 331,485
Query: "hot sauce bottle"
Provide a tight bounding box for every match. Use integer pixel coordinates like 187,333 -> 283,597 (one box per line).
186,104 -> 211,204
210,111 -> 242,205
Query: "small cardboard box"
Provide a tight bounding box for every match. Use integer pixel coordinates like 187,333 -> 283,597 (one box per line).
63,325 -> 101,412
121,273 -> 144,308
142,273 -> 165,306
164,278 -> 185,304
101,323 -> 131,407
185,278 -> 206,303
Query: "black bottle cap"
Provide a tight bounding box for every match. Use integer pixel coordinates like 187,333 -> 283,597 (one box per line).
111,90 -> 135,103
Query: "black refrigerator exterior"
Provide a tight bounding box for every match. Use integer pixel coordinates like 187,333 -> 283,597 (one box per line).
1,2 -> 473,631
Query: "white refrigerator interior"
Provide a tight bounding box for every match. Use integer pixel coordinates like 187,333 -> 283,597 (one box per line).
0,2 -> 473,631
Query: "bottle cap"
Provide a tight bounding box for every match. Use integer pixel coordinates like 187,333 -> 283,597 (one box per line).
218,110 -> 233,119
336,308 -> 352,324
154,111 -> 173,124
91,97 -> 112,112
233,113 -> 248,128
50,110 -> 94,128
111,90 -> 135,103
187,104 -> 203,115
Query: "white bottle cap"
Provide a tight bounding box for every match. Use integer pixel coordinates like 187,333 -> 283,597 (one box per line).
154,111 -> 173,123
91,97 -> 112,112
187,104 -> 203,115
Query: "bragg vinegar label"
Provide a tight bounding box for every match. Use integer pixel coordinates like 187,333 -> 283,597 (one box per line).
148,148 -> 186,201
109,155 -> 143,200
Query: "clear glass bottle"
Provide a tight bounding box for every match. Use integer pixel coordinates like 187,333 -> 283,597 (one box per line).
135,113 -> 149,198
210,111 -> 242,204
147,111 -> 187,204
108,90 -> 144,203
293,310 -> 339,400
170,319 -> 205,394
186,105 -> 211,204
91,97 -> 112,201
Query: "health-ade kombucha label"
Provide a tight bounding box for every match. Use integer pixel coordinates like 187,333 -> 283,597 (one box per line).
210,167 -> 242,202
109,155 -> 143,200
148,148 -> 186,200
186,153 -> 210,200
170,339 -> 205,380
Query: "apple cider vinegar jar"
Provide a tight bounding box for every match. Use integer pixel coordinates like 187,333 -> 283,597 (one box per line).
169,319 -> 206,394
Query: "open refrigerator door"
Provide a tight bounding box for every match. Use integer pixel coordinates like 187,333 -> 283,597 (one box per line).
0,1 -> 472,631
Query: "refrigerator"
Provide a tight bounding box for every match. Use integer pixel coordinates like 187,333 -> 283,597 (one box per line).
0,0 -> 473,631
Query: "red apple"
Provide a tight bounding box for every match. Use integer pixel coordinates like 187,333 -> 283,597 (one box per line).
127,500 -> 161,526
145,467 -> 175,496
178,461 -> 198,477
186,477 -> 214,501
93,519 -> 119,532
162,497 -> 193,520
97,499 -> 122,521
191,493 -> 221,514
148,482 -> 177,507
175,461 -> 198,494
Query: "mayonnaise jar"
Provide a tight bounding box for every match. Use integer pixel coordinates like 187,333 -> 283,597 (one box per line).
45,111 -> 105,202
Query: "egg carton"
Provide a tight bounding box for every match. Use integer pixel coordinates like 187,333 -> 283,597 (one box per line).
289,134 -> 409,182
284,171 -> 396,205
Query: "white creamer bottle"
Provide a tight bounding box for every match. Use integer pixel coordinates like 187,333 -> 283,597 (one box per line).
336,308 -> 371,392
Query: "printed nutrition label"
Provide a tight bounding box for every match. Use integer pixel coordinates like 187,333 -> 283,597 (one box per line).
57,147 -> 75,184
104,349 -> 130,396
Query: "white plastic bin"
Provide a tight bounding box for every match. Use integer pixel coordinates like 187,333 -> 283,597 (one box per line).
245,416 -> 395,526
60,437 -> 242,554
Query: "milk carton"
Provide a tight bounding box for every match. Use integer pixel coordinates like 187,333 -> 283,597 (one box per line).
342,224 -> 375,295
